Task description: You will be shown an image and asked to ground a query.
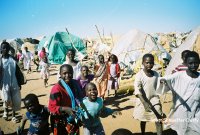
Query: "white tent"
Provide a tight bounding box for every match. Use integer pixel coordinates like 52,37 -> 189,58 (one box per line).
111,29 -> 167,66
165,26 -> 200,75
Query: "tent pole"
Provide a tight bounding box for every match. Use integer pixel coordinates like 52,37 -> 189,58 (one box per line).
65,28 -> 79,52
95,25 -> 104,43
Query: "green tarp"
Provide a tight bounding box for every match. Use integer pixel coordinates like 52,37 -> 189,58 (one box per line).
38,32 -> 86,64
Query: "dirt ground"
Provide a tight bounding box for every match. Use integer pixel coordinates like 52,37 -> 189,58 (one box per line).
0,65 -> 177,135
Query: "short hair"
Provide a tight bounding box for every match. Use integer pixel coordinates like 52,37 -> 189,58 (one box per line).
109,54 -> 118,63
142,53 -> 154,62
59,64 -> 73,74
185,51 -> 200,63
67,48 -> 76,55
181,50 -> 191,59
81,65 -> 89,71
85,82 -> 96,92
1,41 -> 10,50
111,128 -> 133,135
24,94 -> 39,104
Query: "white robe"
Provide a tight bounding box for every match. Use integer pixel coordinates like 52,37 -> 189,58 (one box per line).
0,57 -> 21,111
157,71 -> 200,135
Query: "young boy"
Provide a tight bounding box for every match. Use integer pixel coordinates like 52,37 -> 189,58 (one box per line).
17,94 -> 50,135
81,82 -> 121,135
157,51 -> 200,135
76,65 -> 94,97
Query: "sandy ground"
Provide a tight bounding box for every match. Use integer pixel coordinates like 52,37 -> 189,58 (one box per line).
0,65 -> 177,135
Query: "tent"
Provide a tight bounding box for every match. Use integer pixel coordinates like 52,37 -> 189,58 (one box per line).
165,26 -> 200,75
111,29 -> 168,66
38,32 -> 87,64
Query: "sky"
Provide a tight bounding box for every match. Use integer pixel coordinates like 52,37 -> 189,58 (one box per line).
0,0 -> 200,40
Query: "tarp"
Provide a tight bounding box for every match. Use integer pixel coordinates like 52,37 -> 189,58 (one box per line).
38,32 -> 86,64
165,26 -> 200,75
111,29 -> 167,66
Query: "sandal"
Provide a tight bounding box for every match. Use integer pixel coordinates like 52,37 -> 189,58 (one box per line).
2,112 -> 8,120
11,117 -> 19,123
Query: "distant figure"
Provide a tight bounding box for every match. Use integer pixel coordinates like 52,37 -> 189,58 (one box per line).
57,49 -> 81,80
133,54 -> 163,135
81,82 -> 121,135
33,51 -> 40,72
157,51 -> 200,135
17,94 -> 50,135
40,57 -> 50,87
172,50 -> 191,73
0,41 -> 23,123
17,49 -> 24,70
76,65 -> 94,97
23,47 -> 33,74
94,54 -> 109,99
107,54 -> 120,97
111,128 -> 133,135
39,47 -> 47,60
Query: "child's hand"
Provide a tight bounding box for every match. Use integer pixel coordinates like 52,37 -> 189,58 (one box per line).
111,111 -> 122,118
61,107 -> 75,117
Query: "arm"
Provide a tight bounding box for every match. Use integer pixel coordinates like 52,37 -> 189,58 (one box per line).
17,114 -> 28,135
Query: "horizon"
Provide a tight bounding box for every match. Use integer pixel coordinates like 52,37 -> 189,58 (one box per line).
0,0 -> 200,40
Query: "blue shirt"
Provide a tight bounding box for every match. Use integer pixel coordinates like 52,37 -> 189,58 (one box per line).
26,106 -> 49,134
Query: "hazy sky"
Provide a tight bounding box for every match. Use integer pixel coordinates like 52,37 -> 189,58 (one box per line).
0,0 -> 200,39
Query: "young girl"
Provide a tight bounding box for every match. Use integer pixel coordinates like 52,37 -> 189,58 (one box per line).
157,51 -> 200,135
81,82 -> 121,135
40,56 -> 50,87
94,54 -> 109,98
48,64 -> 83,135
107,54 -> 120,97
76,65 -> 94,97
17,94 -> 50,135
133,53 -> 163,135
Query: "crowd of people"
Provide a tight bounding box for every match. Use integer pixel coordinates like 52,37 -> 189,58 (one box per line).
0,41 -> 200,135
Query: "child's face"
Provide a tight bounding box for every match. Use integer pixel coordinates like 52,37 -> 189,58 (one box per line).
110,55 -> 115,63
1,44 -> 9,56
142,57 -> 154,71
60,66 -> 73,83
67,51 -> 75,60
186,57 -> 199,72
86,84 -> 98,102
98,55 -> 104,63
81,67 -> 89,77
24,99 -> 39,114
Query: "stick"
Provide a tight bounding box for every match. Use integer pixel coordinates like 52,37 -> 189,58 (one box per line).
95,25 -> 103,43
65,28 -> 78,52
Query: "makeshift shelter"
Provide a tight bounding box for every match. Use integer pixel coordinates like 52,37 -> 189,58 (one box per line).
38,32 -> 86,64
165,26 -> 200,75
111,29 -> 168,67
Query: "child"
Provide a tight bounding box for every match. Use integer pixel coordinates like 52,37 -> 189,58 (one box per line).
40,56 -> 50,87
17,94 -> 50,135
94,54 -> 109,98
33,51 -> 40,72
157,51 -> 200,135
81,82 -> 121,135
172,50 -> 191,73
107,54 -> 120,96
133,53 -> 163,135
48,64 -> 83,135
17,49 -> 24,70
76,65 -> 94,97
23,47 -> 33,74
0,42 -> 22,123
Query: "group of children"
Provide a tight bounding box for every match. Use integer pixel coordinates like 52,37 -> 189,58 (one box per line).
1,41 -> 200,135
133,50 -> 200,135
